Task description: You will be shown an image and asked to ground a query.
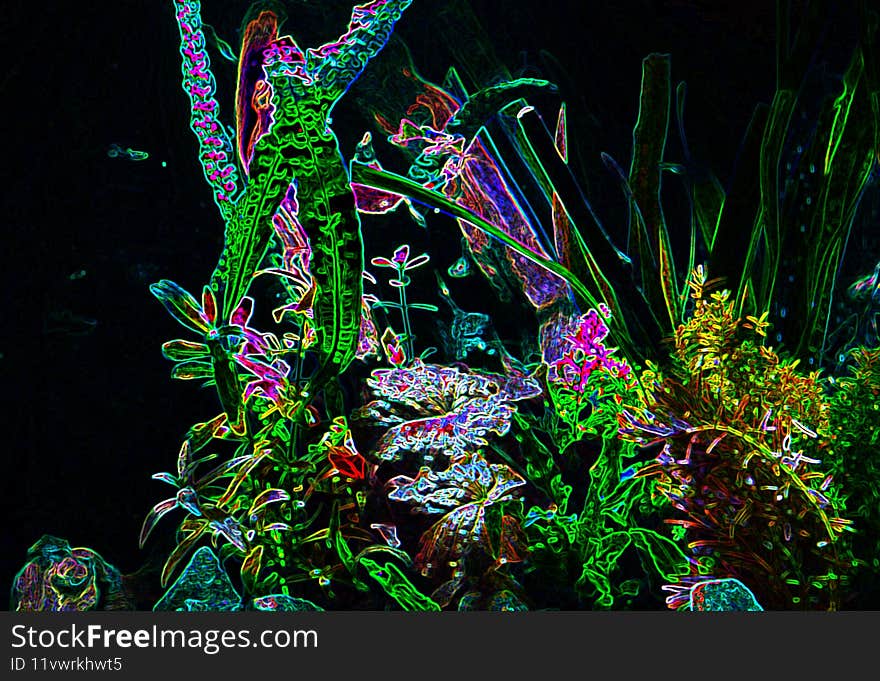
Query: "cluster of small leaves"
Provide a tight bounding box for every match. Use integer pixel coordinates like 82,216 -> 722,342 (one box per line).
668,269 -> 829,427
620,267 -> 856,610
826,346 -> 880,583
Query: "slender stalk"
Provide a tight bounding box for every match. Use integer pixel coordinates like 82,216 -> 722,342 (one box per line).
397,266 -> 415,360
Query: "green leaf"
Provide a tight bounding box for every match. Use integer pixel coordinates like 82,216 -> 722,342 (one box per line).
630,527 -> 690,582
241,545 -> 263,594
171,360 -> 214,381
150,280 -> 212,334
162,339 -> 210,361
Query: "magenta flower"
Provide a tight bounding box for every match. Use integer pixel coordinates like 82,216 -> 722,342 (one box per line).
370,244 -> 430,273
541,308 -> 632,392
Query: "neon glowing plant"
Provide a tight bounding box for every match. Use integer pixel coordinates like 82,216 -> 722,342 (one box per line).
387,452 -> 526,579
168,0 -> 413,423
619,267 -> 855,610
436,272 -> 493,360
355,359 -> 540,464
140,0 -> 422,609
369,244 -> 438,360
542,305 -> 635,451
151,280 -> 269,434
508,306 -> 690,609
827,345 -> 880,596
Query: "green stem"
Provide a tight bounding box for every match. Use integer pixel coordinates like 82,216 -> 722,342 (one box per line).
397,267 -> 414,360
